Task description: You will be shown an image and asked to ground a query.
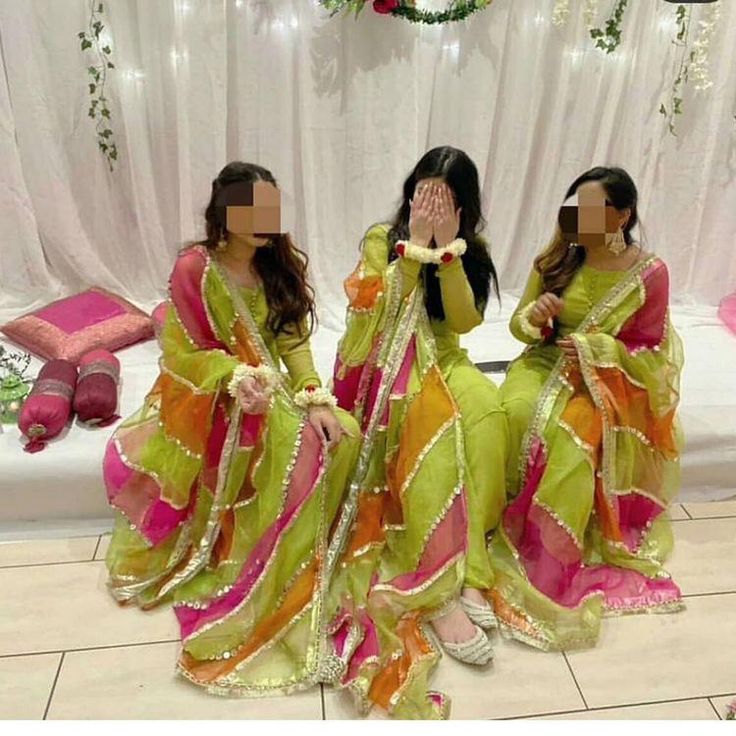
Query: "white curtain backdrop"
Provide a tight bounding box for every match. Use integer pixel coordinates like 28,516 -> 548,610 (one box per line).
1,0 -> 735,327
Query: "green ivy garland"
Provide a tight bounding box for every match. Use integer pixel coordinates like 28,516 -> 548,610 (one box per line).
589,0 -> 629,54
659,4 -> 691,135
319,0 -> 492,25
78,1 -> 118,170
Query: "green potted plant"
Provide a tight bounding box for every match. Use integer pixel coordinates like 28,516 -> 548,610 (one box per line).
0,345 -> 33,424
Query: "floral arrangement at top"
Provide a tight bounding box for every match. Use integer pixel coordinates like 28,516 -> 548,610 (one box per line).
318,0 -> 493,24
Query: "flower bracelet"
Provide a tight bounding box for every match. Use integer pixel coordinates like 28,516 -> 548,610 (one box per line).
293,385 -> 338,411
394,238 -> 467,265
226,363 -> 277,400
518,301 -> 554,341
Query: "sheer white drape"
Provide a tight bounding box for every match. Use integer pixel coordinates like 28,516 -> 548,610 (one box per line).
0,0 -> 734,324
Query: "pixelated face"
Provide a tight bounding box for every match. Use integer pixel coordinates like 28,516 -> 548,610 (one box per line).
558,181 -> 624,248
222,181 -> 281,246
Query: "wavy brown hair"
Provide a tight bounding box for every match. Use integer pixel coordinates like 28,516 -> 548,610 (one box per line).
535,166 -> 640,296
201,161 -> 316,339
386,146 -> 499,320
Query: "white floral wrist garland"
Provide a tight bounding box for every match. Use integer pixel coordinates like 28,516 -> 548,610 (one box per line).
518,301 -> 544,341
395,238 -> 467,265
293,386 -> 337,411
227,363 -> 277,399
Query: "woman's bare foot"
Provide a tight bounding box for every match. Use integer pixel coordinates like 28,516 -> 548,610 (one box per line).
431,604 -> 477,644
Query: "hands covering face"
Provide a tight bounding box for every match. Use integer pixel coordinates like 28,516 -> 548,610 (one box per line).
409,181 -> 462,248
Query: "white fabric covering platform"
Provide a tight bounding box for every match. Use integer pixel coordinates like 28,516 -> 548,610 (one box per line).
1,298 -> 734,539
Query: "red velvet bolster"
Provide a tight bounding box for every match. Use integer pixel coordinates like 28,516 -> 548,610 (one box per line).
18,359 -> 78,452
73,349 -> 120,424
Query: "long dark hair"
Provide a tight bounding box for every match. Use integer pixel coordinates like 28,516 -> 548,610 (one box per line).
386,146 -> 499,321
535,166 -> 640,296
201,161 -> 316,338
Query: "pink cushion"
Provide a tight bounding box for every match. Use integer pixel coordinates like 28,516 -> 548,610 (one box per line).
1,288 -> 154,364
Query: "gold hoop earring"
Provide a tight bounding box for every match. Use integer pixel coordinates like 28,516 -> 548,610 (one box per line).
608,228 -> 626,256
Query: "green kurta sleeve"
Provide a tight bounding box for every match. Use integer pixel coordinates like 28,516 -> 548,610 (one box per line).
275,323 -> 322,392
509,267 -> 544,344
437,257 -> 483,333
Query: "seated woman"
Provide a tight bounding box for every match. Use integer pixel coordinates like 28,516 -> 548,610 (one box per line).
103,162 -> 360,696
326,147 -> 508,718
490,166 -> 684,651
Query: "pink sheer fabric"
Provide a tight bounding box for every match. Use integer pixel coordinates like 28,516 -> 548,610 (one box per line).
718,292 -> 736,336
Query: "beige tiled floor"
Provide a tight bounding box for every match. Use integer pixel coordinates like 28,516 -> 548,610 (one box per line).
0,502 -> 734,721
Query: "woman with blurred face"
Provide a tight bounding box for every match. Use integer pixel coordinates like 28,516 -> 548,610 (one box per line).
103,161 -> 360,697
327,146 -> 508,718
492,166 -> 684,651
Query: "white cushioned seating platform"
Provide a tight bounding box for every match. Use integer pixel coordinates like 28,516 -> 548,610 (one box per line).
1,298 -> 734,537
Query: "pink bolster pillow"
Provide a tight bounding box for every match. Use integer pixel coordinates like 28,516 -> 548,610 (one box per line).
73,349 -> 121,426
18,359 -> 78,453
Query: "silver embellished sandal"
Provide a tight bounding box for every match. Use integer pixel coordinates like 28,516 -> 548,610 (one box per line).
425,603 -> 495,666
460,595 -> 499,631
439,625 -> 495,666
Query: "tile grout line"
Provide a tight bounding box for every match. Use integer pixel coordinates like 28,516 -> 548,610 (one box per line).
708,698 -> 724,720
562,652 -> 589,710
0,559 -> 106,571
681,590 -> 736,599
3,512 -> 736,568
320,683 -> 326,720
42,651 -> 65,720
506,691 -> 736,720
0,638 -> 180,660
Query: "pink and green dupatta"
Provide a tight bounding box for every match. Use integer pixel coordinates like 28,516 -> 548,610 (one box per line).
490,256 -> 684,650
103,245 -> 341,695
325,225 -> 468,719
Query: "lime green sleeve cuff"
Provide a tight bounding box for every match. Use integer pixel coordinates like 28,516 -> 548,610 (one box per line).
437,257 -> 483,333
275,328 -> 322,392
510,267 -> 544,344
398,257 -> 422,299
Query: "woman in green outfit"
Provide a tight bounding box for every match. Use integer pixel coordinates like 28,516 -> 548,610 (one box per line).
327,147 -> 509,718
103,162 -> 360,696
491,167 -> 684,651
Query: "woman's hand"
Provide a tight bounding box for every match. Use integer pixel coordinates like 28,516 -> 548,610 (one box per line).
530,292 -> 564,327
556,337 -> 580,369
235,375 -> 272,415
432,182 -> 461,247
409,182 -> 435,248
308,406 -> 351,450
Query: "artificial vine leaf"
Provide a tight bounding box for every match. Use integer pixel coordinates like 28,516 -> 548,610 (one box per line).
79,0 -> 118,170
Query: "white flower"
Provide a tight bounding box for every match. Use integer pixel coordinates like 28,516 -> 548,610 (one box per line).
583,0 -> 598,28
552,0 -> 570,27
689,1 -> 720,92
